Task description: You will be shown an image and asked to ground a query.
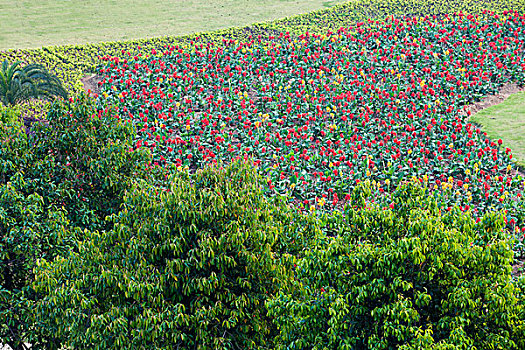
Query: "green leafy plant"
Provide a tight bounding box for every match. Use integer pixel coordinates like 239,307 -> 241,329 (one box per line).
0,103 -> 21,124
0,96 -> 158,349
33,161 -> 293,349
267,181 -> 525,349
27,95 -> 157,232
0,60 -> 68,107
0,173 -> 77,350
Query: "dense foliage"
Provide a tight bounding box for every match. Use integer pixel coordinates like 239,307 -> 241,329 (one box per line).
268,181 -> 525,349
0,98 -> 157,349
33,161 -> 294,349
1,0 -> 525,348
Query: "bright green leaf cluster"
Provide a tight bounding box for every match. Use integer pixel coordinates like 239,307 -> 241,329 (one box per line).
267,181 -> 525,349
33,160 -> 295,349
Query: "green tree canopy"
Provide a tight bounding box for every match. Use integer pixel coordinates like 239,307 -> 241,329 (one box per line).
33,161 -> 294,349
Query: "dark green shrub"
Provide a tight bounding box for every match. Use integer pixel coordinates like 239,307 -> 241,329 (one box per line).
0,173 -> 77,350
27,96 -> 158,232
267,181 -> 525,349
34,161 -> 293,349
0,96 -> 159,349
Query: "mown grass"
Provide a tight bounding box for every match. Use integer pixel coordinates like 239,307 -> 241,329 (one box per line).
471,91 -> 525,168
0,0 -> 347,50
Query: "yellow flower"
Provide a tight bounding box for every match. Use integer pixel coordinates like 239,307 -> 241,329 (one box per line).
186,125 -> 191,130
465,169 -> 471,175
463,184 -> 469,191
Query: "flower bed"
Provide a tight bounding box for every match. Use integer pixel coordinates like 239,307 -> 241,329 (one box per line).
95,11 -> 525,250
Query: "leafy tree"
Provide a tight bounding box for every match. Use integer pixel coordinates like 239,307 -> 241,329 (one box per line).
267,181 -> 525,349
33,161 -> 293,349
0,60 -> 68,107
0,96 -> 159,349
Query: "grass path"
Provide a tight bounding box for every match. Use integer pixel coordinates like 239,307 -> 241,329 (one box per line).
0,0 -> 346,50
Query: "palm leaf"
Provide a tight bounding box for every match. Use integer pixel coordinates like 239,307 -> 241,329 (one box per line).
0,60 -> 68,107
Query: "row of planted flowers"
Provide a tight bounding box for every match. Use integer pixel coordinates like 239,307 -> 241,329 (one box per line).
95,11 -> 525,248
84,11 -> 525,253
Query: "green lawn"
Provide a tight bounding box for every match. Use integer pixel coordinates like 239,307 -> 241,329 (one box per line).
0,0 -> 346,50
470,91 -> 525,168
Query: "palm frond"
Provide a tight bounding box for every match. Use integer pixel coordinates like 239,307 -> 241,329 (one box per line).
0,60 -> 68,107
